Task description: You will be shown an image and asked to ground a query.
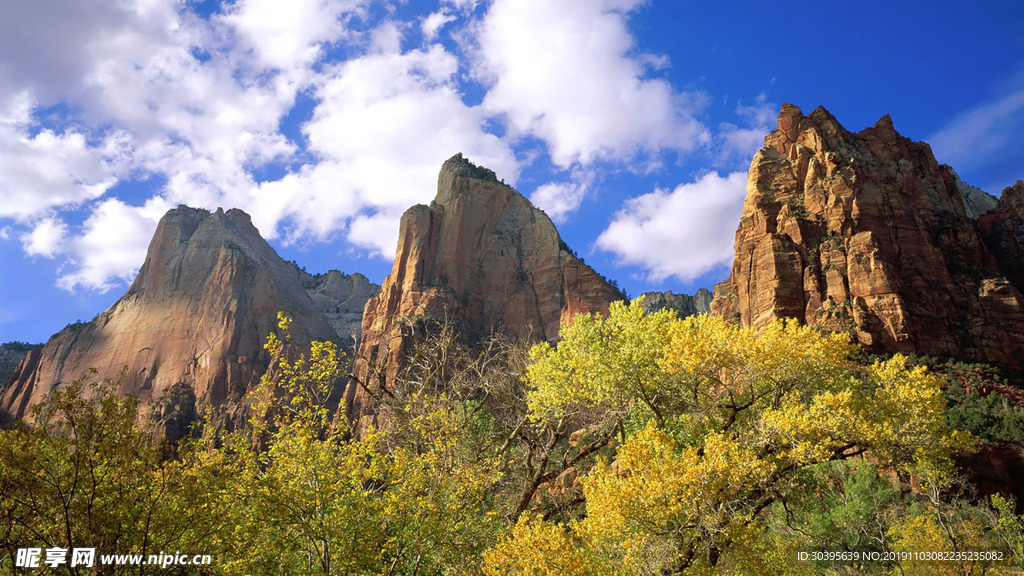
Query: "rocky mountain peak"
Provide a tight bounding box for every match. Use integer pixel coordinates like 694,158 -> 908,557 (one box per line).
947,168 -> 1000,219
126,205 -> 275,299
767,104 -> 854,160
775,102 -> 804,142
1,205 -> 375,435
873,113 -> 895,131
439,152 -> 500,183
712,104 -> 1024,371
301,270 -> 379,346
1002,180 -> 1024,211
352,155 -> 624,420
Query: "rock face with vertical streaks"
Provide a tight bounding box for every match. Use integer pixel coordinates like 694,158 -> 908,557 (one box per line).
1,206 -> 376,433
711,104 -> 1024,371
352,154 -> 625,417
980,181 -> 1024,292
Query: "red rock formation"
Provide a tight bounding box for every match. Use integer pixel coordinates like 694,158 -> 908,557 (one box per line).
980,181 -> 1024,291
1,206 -> 351,433
712,104 -> 1024,370
956,445 -> 1024,512
351,154 -> 624,418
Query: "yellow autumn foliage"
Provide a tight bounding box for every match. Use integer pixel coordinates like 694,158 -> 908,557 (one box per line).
886,512 -> 1015,576
526,298 -> 678,424
484,515 -> 604,576
488,298 -> 980,575
581,425 -> 772,572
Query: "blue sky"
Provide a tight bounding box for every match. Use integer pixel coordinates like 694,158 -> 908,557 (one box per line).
0,0 -> 1022,344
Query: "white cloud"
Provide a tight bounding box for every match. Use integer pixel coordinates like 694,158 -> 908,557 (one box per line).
0,1 -> 334,188
348,212 -> 405,255
21,217 -> 68,258
473,0 -> 709,167
369,20 -> 406,54
597,171 -> 747,282
531,182 -> 586,224
0,92 -> 127,222
0,0 -> 371,290
442,0 -> 478,10
636,52 -> 671,72
1,0 -> 742,297
422,10 -> 455,41
77,13 -> 298,177
0,0 -> 165,105
529,170 -> 594,223
930,87 -> 1024,171
1,1 -> 526,291
57,196 -> 172,292
0,90 -> 33,125
278,42 -> 518,257
221,0 -> 365,70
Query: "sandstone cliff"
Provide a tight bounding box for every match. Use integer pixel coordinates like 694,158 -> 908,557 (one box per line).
352,154 -> 625,417
301,269 -> 379,347
641,288 -> 712,318
980,181 -> 1024,292
711,104 -> 1024,371
1,206 -> 375,435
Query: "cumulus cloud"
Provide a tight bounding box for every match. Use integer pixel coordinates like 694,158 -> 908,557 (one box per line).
58,196 -> 172,292
0,0 -> 747,296
473,0 -> 709,167
422,10 -> 456,41
278,41 -> 518,256
0,0 -> 366,290
0,91 -> 127,222
221,0 -> 366,70
529,170 -> 594,223
531,182 -> 586,224
1,0 -> 530,289
0,0 -> 170,105
76,12 -> 298,184
597,171 -> 747,282
442,0 -> 479,11
21,217 -> 68,258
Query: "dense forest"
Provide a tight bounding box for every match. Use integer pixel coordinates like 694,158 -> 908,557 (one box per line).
2,299 -> 1023,575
